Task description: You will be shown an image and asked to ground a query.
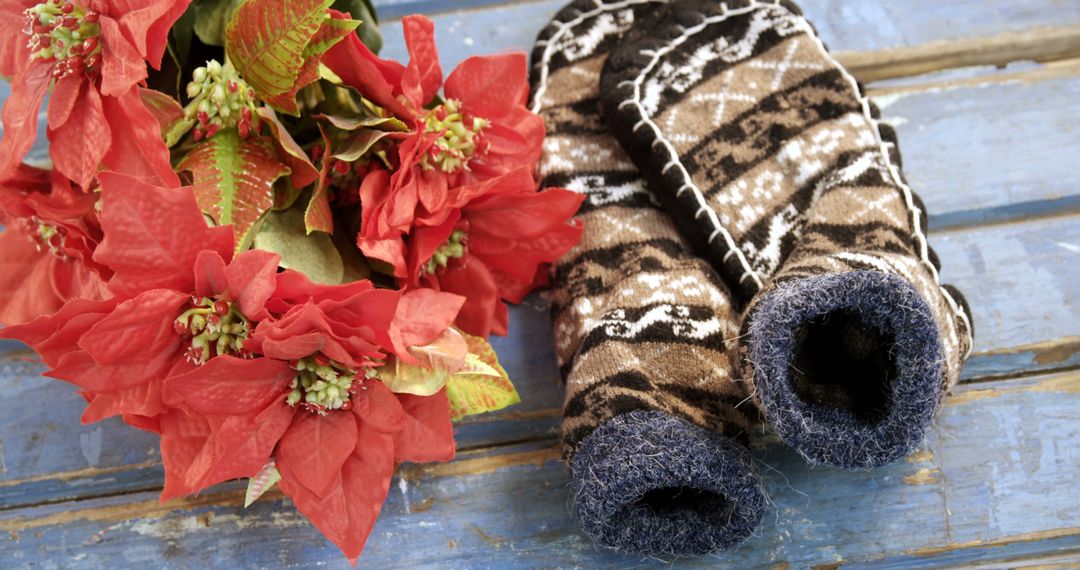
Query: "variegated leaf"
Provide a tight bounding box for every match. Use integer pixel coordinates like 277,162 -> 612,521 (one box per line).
178,129 -> 291,251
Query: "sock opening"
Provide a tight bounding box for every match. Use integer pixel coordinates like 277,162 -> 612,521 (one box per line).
790,310 -> 897,425
571,410 -> 766,555
747,271 -> 945,469
633,486 -> 732,520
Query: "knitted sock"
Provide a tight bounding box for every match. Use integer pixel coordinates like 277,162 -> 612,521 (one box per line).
533,0 -> 765,555
599,0 -> 974,468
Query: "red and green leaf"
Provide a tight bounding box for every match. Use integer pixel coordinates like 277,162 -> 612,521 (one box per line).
227,0 -> 358,115
255,107 -> 319,188
178,129 -> 291,251
304,125 -> 335,234
244,459 -> 281,507
225,0 -> 334,99
445,334 -> 520,420
139,87 -> 194,147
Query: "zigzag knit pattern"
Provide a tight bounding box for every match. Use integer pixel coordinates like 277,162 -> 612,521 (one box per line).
599,0 -> 974,468
532,0 -> 764,555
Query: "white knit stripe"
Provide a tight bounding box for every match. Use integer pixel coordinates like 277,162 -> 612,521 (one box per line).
529,0 -> 671,116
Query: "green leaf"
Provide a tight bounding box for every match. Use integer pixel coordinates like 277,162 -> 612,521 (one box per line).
193,0 -> 240,46
446,334 -> 521,421
332,129 -> 391,162
378,328 -> 469,396
244,459 -> 281,507
332,0 -> 381,53
253,208 -> 344,284
316,113 -> 408,132
225,0 -> 334,99
178,129 -> 291,251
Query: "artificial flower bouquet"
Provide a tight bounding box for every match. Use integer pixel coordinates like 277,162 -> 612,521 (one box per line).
0,0 -> 583,561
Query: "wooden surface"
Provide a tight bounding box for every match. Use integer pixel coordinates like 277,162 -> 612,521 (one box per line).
1,0 -> 1079,568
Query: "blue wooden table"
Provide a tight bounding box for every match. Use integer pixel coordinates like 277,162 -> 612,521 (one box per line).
2,1 -> 1080,568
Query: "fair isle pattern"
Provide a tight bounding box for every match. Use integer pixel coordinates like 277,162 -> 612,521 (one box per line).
530,0 -> 755,457
599,0 -> 973,383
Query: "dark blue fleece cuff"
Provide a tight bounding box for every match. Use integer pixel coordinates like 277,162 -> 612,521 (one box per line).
747,270 -> 945,469
570,410 -> 765,556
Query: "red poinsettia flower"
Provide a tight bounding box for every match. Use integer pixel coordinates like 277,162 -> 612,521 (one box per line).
0,171 -> 279,427
162,281 -> 465,562
324,15 -> 545,271
0,163 -> 109,324
404,168 -> 584,337
0,0 -> 189,188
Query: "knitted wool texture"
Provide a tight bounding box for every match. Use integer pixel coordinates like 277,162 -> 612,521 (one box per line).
599,0 -> 974,468
533,0 -> 765,555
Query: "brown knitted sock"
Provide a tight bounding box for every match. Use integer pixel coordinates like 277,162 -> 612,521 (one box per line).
599,0 -> 973,468
533,0 -> 764,555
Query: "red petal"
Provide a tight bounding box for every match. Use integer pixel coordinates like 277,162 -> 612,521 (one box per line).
322,28 -> 414,120
193,250 -> 229,299
352,379 -> 405,433
0,228 -> 66,325
47,75 -> 82,130
101,88 -> 180,187
400,15 -> 442,109
278,426 -> 396,562
224,249 -> 280,319
80,376 -> 165,423
392,288 -> 465,350
318,287 -> 402,353
193,400 -> 294,489
99,16 -> 148,97
404,214 -> 458,288
49,83 -> 110,189
0,64 -> 50,180
111,0 -> 192,69
78,289 -> 187,367
159,408 -> 214,500
0,1 -> 30,78
446,53 -> 528,119
93,172 -> 234,298
277,411 -> 358,497
438,258 -> 502,338
164,356 -> 294,415
267,270 -> 374,310
0,296 -> 115,366
393,390 -> 455,463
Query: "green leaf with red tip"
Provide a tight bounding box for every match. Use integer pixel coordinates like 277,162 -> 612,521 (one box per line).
178,129 -> 291,251
244,459 -> 281,507
446,334 -> 520,421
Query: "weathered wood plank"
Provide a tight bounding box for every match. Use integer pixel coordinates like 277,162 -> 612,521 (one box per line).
376,0 -> 1080,78
1,212 -> 1076,514
2,371 -> 1077,569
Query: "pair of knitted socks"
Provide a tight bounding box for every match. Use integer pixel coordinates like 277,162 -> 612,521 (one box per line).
534,0 -> 974,557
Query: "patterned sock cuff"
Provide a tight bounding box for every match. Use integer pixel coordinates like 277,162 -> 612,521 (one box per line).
744,270 -> 944,468
571,409 -> 766,555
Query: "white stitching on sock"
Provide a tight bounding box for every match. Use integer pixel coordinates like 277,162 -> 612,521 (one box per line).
617,3 -> 767,291
529,0 -> 671,115
614,1 -> 972,356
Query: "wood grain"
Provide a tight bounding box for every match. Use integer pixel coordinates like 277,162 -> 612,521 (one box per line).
2,372 -> 1077,568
